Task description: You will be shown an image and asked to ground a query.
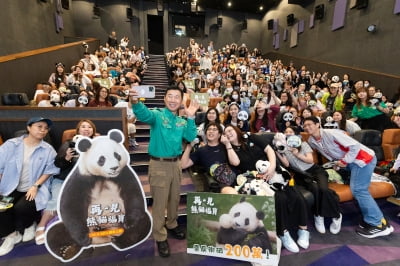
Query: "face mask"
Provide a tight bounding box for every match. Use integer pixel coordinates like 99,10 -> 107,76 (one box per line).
50,94 -> 60,103
232,95 -> 239,100
364,83 -> 369,88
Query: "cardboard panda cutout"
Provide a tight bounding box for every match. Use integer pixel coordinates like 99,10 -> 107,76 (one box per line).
217,197 -> 272,253
45,129 -> 152,262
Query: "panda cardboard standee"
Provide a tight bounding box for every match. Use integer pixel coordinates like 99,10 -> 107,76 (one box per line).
45,129 -> 152,262
186,193 -> 281,265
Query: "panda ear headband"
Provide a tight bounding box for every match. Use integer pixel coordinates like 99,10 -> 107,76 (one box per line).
228,102 -> 240,109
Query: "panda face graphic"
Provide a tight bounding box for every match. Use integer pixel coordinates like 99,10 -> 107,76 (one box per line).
229,201 -> 261,232
76,131 -> 128,178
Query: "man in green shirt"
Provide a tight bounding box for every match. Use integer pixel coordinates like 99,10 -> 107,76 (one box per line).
130,86 -> 199,257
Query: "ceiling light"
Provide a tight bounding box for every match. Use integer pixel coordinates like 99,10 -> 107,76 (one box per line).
259,5 -> 264,11
367,24 -> 377,33
227,2 -> 232,7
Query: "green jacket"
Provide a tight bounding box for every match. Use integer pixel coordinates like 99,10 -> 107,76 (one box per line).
321,92 -> 343,111
132,102 -> 197,157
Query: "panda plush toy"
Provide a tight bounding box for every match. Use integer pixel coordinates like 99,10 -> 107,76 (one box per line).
217,197 -> 272,253
242,179 -> 275,197
45,129 -> 152,262
255,160 -> 288,190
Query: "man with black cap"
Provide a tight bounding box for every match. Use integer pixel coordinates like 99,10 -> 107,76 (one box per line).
0,117 -> 59,256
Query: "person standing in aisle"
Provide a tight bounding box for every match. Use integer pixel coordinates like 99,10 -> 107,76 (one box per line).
129,86 -> 199,257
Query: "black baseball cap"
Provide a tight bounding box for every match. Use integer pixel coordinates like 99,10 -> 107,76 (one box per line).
27,117 -> 53,127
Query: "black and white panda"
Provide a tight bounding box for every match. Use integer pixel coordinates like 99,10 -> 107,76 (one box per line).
45,129 -> 152,262
217,197 -> 272,253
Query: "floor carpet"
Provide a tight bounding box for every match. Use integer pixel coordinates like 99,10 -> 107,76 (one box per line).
0,199 -> 399,266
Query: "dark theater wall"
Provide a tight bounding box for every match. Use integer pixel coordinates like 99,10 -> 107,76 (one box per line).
0,0 -> 75,56
261,0 -> 400,78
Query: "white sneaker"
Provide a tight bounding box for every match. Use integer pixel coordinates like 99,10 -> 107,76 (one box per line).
134,141 -> 139,146
0,232 -> 22,256
22,223 -> 36,242
330,213 -> 342,234
314,215 -> 326,234
297,229 -> 310,249
280,231 -> 299,253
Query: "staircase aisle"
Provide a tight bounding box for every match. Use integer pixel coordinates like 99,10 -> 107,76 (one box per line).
130,54 -> 195,216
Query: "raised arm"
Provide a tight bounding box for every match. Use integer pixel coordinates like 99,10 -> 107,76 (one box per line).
181,144 -> 194,169
221,135 -> 240,166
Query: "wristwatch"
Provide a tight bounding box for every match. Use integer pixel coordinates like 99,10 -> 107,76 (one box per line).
33,184 -> 41,189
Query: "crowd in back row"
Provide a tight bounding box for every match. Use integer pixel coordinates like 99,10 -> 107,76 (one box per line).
162,39 -> 400,253
165,39 -> 400,135
33,32 -> 147,109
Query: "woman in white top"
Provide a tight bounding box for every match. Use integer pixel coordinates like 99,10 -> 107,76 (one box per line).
66,65 -> 92,90
332,110 -> 361,136
254,82 -> 281,107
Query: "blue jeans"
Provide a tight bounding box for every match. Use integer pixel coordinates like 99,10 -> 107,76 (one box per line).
348,156 -> 383,226
45,178 -> 64,211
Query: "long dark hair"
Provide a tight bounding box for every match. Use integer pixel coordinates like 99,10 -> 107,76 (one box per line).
249,106 -> 269,133
204,108 -> 221,128
260,83 -> 272,104
224,102 -> 240,125
175,81 -> 187,93
333,110 -> 347,131
224,125 -> 247,151
279,91 -> 293,107
54,63 -> 66,87
94,86 -> 110,104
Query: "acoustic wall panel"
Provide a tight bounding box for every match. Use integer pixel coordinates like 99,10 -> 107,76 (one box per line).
395,0 -> 400,14
332,0 -> 347,31
290,22 -> 298,48
309,14 -> 315,28
273,19 -> 279,33
283,29 -> 288,41
274,33 -> 280,49
298,19 -> 305,33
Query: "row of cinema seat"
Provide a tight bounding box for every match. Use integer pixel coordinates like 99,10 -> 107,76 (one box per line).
0,86 -> 127,107
195,128 -> 399,204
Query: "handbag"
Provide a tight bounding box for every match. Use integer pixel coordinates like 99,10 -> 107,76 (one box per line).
210,163 -> 236,186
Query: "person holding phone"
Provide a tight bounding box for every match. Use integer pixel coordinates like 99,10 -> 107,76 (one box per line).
0,117 -> 59,256
129,86 -> 199,258
34,120 -> 98,245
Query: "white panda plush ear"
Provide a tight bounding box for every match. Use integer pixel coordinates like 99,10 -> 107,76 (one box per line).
108,129 -> 124,144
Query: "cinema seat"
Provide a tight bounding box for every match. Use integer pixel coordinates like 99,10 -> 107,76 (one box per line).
382,128 -> 400,160
61,129 -> 76,143
1,93 -> 30,106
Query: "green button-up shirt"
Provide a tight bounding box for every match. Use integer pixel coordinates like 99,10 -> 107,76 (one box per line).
132,102 -> 197,157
